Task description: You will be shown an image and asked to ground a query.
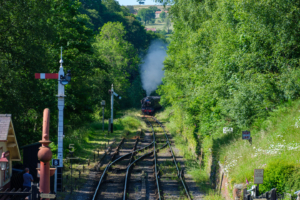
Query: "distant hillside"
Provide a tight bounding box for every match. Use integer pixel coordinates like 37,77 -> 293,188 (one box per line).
132,5 -> 170,11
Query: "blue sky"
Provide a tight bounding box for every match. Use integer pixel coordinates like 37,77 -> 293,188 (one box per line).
116,0 -> 161,6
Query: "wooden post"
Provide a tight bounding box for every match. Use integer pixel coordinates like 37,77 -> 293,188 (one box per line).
108,118 -> 111,135
270,188 -> 276,200
256,184 -> 259,197
31,183 -> 38,200
242,188 -> 247,200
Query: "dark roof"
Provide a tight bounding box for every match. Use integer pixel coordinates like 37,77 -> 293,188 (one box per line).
0,114 -> 12,140
20,142 -> 41,149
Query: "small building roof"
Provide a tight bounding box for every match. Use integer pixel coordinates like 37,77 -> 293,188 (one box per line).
0,114 -> 21,161
155,11 -> 168,14
0,114 -> 11,141
145,28 -> 156,32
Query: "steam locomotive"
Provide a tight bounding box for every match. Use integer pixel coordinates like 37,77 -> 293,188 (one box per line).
141,96 -> 162,115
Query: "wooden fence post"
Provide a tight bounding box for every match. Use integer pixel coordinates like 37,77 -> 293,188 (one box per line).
31,183 -> 38,200
243,188 -> 247,200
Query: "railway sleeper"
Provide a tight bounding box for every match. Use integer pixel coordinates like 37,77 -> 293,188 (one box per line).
111,168 -> 127,173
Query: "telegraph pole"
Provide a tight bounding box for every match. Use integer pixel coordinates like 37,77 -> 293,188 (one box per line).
109,84 -> 121,133
101,100 -> 105,132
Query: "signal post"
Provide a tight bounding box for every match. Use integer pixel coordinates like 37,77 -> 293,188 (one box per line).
35,47 -> 71,193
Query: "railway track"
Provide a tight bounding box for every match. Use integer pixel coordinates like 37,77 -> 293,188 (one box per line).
92,121 -> 156,200
152,117 -> 191,200
92,116 -> 192,200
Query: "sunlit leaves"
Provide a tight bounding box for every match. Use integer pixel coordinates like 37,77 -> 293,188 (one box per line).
159,0 -> 300,135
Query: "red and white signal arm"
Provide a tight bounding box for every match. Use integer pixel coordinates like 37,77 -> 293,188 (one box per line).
35,73 -> 58,79
242,131 -> 251,140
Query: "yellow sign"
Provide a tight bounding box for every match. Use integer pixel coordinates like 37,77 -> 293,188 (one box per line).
40,193 -> 56,199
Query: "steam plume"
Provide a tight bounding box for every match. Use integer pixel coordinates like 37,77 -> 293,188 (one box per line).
141,40 -> 167,96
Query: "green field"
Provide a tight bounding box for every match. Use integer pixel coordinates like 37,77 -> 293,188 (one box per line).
132,5 -> 171,11
145,19 -> 173,32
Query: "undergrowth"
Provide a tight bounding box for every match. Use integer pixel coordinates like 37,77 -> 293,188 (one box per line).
156,100 -> 300,198
52,109 -> 146,199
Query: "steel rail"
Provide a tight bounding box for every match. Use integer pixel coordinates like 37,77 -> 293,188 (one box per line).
123,143 -> 168,200
92,141 -> 154,200
146,117 -> 162,200
153,117 -> 192,200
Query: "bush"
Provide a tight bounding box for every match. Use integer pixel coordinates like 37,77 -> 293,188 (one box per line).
149,19 -> 155,24
157,19 -> 162,23
260,160 -> 300,194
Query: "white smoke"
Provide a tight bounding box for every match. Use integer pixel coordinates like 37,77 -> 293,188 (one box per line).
141,40 -> 167,96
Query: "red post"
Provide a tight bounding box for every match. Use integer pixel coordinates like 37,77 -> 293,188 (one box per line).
37,109 -> 56,200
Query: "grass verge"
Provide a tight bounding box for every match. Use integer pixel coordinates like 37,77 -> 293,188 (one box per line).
156,100 -> 300,199
156,107 -> 224,199
52,109 -> 146,199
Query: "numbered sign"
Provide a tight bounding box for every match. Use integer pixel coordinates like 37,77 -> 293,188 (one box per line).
254,169 -> 264,184
52,159 -> 60,167
40,193 -> 56,199
242,131 -> 251,140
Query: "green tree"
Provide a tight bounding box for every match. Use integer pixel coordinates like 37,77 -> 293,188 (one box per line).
94,22 -> 140,98
126,6 -> 136,14
158,0 -> 300,179
149,6 -> 160,12
160,11 -> 166,22
0,0 -> 157,147
137,8 -> 155,25
164,16 -> 171,33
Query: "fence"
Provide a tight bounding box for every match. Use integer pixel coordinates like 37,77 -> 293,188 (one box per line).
0,183 -> 39,200
242,186 -> 300,200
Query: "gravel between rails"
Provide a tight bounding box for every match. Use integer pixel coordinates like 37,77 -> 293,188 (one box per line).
95,138 -> 138,200
151,119 -> 185,200
126,122 -> 157,200
64,139 -> 123,200
157,120 -> 205,200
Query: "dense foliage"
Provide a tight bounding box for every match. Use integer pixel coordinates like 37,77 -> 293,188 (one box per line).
137,8 -> 156,25
0,0 -> 155,146
159,0 -> 300,146
156,0 -> 300,193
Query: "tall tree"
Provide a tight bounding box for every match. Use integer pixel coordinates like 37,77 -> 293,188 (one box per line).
160,11 -> 166,22
137,8 -> 155,25
126,6 -> 136,14
149,6 -> 160,12
164,16 -> 171,33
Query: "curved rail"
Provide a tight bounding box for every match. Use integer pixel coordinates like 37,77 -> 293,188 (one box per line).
92,141 -> 154,200
153,117 -> 192,200
123,143 -> 168,200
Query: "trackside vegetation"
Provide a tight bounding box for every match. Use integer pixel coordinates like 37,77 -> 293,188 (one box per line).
0,0 -> 159,147
154,0 -> 300,197
51,109 -> 146,198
